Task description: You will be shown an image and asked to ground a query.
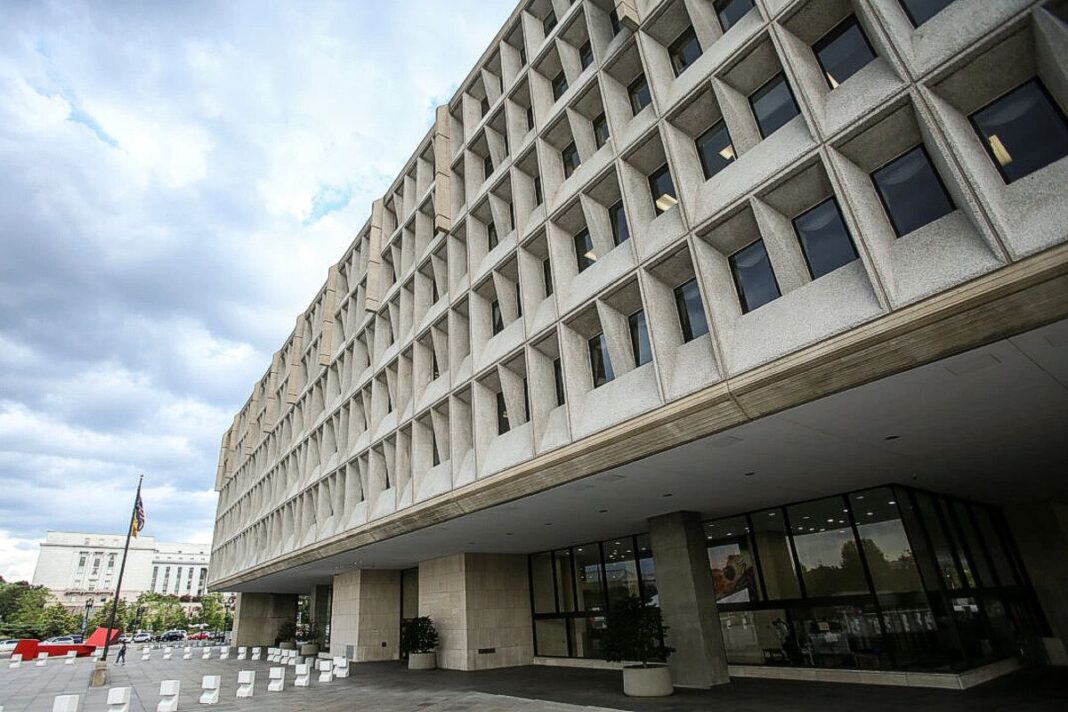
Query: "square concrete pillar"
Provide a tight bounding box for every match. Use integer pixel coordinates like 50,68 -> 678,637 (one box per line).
330,569 -> 400,661
419,553 -> 533,670
232,593 -> 298,647
648,510 -> 729,687
1004,501 -> 1068,666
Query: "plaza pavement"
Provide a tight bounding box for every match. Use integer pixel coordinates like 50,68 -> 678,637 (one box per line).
1,652 -> 1066,711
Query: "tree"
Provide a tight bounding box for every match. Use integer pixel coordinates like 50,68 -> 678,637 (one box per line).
197,592 -> 226,631
87,598 -> 131,634
40,604 -> 81,638
12,585 -> 51,627
602,596 -> 673,668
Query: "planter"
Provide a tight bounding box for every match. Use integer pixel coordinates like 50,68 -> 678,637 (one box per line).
279,642 -> 296,650
300,643 -> 319,656
408,652 -> 437,670
622,664 -> 673,697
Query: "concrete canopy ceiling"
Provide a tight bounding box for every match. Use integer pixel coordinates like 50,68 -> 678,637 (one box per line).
229,318 -> 1068,593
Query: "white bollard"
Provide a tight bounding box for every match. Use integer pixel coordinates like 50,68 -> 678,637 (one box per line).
267,666 -> 285,692
317,659 -> 333,683
141,649 -> 151,661
332,656 -> 349,678
106,686 -> 131,712
201,648 -> 211,660
286,650 -> 297,667
157,680 -> 180,712
250,647 -> 261,661
199,675 -> 221,705
9,653 -> 22,668
235,670 -> 255,698
183,646 -> 192,660
294,663 -> 311,687
236,646 -> 247,661
218,647 -> 229,661
36,652 -> 49,666
52,695 -> 79,712
65,651 -> 77,665
163,647 -> 172,660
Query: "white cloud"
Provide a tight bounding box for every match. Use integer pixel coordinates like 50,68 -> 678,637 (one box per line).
0,530 -> 40,582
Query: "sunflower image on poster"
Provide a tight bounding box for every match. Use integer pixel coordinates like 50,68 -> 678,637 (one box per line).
708,543 -> 758,603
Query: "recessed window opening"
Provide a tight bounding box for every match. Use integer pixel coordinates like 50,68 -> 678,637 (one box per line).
628,75 -> 651,115
674,278 -> 709,342
813,15 -> 876,90
628,309 -> 652,366
588,332 -> 615,387
593,112 -> 610,149
562,141 -> 581,178
696,120 -> 735,179
496,390 -> 510,434
609,9 -> 622,36
580,39 -> 594,70
491,299 -> 504,335
898,0 -> 953,28
543,9 -> 558,35
574,228 -> 597,272
729,239 -> 780,313
609,200 -> 630,245
715,0 -> 754,33
750,73 -> 800,138
552,70 -> 569,101
553,357 -> 565,405
792,198 -> 858,279
487,221 -> 499,250
669,27 -> 702,77
543,257 -> 554,296
969,79 -> 1068,184
871,146 -> 955,237
648,163 -> 678,214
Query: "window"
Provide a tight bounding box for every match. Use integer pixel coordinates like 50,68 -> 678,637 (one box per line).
431,276 -> 439,304
562,141 -> 581,178
730,240 -> 780,313
871,146 -> 954,237
609,200 -> 630,245
496,390 -> 510,435
107,554 -> 115,568
509,203 -> 516,232
432,348 -> 440,380
533,175 -> 543,205
574,229 -> 596,272
668,27 -> 702,77
487,221 -> 498,250
792,198 -> 858,279
480,96 -> 490,117
78,554 -> 87,569
674,278 -> 709,342
552,70 -> 569,102
628,75 -> 651,115
898,0 -> 953,27
715,0 -> 754,33
749,73 -> 800,138
648,164 -> 677,214
516,283 -> 523,318
970,79 -> 1068,184
431,429 -> 440,467
787,497 -> 868,596
588,332 -> 615,387
519,44 -> 527,67
150,566 -> 158,590
526,105 -> 535,131
483,153 -> 493,181
543,257 -> 553,296
628,309 -> 652,366
491,298 -> 504,335
580,39 -> 594,70
609,9 -> 622,36
593,112 -> 610,149
543,9 -> 557,35
553,357 -> 565,406
813,16 -> 876,90
695,120 -> 735,179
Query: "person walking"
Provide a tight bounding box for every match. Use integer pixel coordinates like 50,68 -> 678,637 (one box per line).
115,641 -> 127,666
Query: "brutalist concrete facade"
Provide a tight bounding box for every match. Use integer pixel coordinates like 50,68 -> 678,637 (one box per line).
210,0 -> 1068,682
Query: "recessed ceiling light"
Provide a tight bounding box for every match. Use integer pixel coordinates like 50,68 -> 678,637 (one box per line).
505,532 -> 513,536
743,471 -> 756,477
598,508 -> 608,514
544,523 -> 552,526
884,435 -> 900,441
662,493 -> 673,498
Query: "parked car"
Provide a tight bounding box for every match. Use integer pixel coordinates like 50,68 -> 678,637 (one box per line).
0,639 -> 20,653
42,636 -> 77,645
187,631 -> 209,641
118,634 -> 133,643
159,630 -> 185,642
131,632 -> 153,644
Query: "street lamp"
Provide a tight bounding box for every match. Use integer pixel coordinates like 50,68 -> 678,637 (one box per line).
82,598 -> 94,636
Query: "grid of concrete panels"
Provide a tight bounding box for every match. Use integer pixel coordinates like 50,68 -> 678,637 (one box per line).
208,0 -> 1068,584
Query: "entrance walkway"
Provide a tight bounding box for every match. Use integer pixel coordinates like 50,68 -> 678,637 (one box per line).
1,655 -> 1065,711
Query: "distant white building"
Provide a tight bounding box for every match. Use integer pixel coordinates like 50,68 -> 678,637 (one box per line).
31,531 -> 211,611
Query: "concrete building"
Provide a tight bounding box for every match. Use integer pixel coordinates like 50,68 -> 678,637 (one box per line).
209,0 -> 1068,689
32,531 -> 211,611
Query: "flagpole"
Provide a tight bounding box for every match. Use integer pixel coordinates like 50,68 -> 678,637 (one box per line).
99,474 -> 143,664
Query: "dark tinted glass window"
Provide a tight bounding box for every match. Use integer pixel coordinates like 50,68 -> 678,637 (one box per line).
751,509 -> 801,599
750,73 -> 800,138
431,347 -> 439,379
849,489 -> 924,594
491,299 -> 504,335
516,283 -> 523,319
593,112 -> 610,149
431,429 -> 440,467
669,27 -> 702,77
552,70 -> 568,101
526,105 -> 535,131
553,357 -> 565,406
543,257 -> 553,296
609,200 -> 629,245
970,79 -> 1068,183
580,40 -> 594,70
574,229 -> 596,272
814,16 -> 876,89
730,240 -> 780,313
898,0 -> 953,27
648,164 -> 677,214
588,332 -> 615,387
871,146 -> 954,237
628,309 -> 652,367
543,9 -> 558,35
533,175 -> 543,205
792,198 -> 858,279
508,203 -> 516,232
487,221 -> 498,250
574,543 -> 605,611
696,120 -> 736,179
705,517 -> 760,603
483,153 -> 493,180
674,278 -> 709,342
609,9 -> 622,36
715,0 -> 755,32
496,390 -> 509,434
788,497 -> 868,597
628,75 -> 651,115
431,277 -> 439,304
562,141 -> 580,178
604,538 -> 640,606
480,96 -> 490,117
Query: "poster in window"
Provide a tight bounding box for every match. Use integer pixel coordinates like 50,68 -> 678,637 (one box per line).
708,543 -> 758,603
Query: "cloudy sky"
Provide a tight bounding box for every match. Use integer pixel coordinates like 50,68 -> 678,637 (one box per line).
0,0 -> 515,582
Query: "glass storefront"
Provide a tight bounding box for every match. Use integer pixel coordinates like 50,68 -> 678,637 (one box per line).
528,485 -> 1043,673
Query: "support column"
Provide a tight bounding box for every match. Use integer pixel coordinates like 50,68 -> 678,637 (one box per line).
648,511 -> 729,687
231,593 -> 298,647
1004,501 -> 1068,665
330,569 -> 400,661
419,553 -> 533,670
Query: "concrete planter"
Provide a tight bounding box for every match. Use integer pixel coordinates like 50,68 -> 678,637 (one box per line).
279,642 -> 296,650
408,652 -> 437,670
300,643 -> 319,656
622,664 -> 673,697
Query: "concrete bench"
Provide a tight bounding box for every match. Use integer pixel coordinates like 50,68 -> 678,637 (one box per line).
157,680 -> 180,712
199,675 -> 221,705
106,687 -> 131,712
294,663 -> 311,687
236,670 -> 255,698
52,696 -> 79,712
332,656 -> 349,678
267,666 -> 285,692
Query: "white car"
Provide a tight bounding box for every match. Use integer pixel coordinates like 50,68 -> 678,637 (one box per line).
0,639 -> 19,653
132,632 -> 153,644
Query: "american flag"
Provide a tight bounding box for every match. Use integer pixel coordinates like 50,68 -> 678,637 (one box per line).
131,493 -> 145,538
